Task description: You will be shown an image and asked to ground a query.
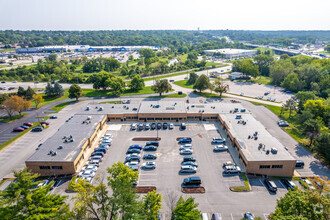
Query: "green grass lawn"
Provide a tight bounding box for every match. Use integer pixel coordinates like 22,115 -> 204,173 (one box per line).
82,86 -> 155,97
146,93 -> 187,98
230,173 -> 251,192
99,100 -> 123,104
49,100 -> 79,113
253,47 -> 275,56
0,113 -> 27,123
193,91 -> 229,99
173,80 -> 194,89
143,71 -> 192,82
248,76 -> 272,85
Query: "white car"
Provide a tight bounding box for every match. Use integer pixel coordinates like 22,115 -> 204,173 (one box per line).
126,153 -> 141,158
124,161 -> 139,166
213,145 -> 228,152
212,137 -> 226,144
224,165 -> 241,174
169,123 -> 174,129
180,144 -> 192,150
79,170 -> 96,178
180,149 -> 193,155
141,161 -> 156,169
131,123 -> 137,130
103,134 -> 112,138
82,165 -> 98,172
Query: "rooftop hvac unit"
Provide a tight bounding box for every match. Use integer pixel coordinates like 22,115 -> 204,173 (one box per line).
271,148 -> 278,154
58,145 -> 63,149
87,116 -> 92,120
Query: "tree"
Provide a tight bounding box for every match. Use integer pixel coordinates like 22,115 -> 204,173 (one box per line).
107,162 -> 140,220
269,59 -> 294,85
284,98 -> 297,118
0,169 -> 70,219
165,191 -> 179,219
68,84 -> 83,101
53,82 -> 64,97
281,72 -> 304,93
110,78 -> 125,96
141,190 -> 162,220
187,72 -> 198,85
172,196 -> 201,220
303,119 -> 321,147
253,54 -> 274,76
304,100 -> 326,119
270,188 -> 329,220
314,132 -> 330,163
24,86 -> 35,99
2,97 -> 17,117
213,79 -> 229,98
280,54 -> 290,60
17,86 -> 25,97
32,93 -> 44,109
324,44 -> 330,52
130,75 -> 145,91
296,91 -> 316,112
151,79 -> 172,96
193,74 -> 210,92
128,55 -> 134,61
187,51 -> 198,61
139,48 -> 156,59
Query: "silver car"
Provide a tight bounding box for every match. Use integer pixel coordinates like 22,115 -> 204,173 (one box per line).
180,149 -> 193,155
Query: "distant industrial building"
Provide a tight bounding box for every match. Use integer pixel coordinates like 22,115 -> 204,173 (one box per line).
204,48 -> 258,59
26,101 -> 296,177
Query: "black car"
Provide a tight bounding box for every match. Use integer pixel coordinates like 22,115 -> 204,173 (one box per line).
143,146 -> 157,151
143,153 -> 157,160
91,151 -> 104,157
151,123 -> 156,130
163,122 -> 168,129
156,123 -> 162,130
182,156 -> 196,163
125,157 -> 140,163
295,160 -> 304,168
95,148 -> 107,153
146,141 -> 159,147
127,149 -> 141,154
281,178 -> 296,190
183,176 -> 201,186
264,178 -> 277,192
32,127 -> 43,132
50,116 -> 58,119
180,123 -> 186,130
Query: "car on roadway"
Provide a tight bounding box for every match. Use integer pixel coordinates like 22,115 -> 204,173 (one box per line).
32,127 -> 43,132
141,161 -> 156,169
181,161 -> 198,167
179,137 -> 192,143
23,122 -> 33,127
143,153 -> 157,160
213,145 -> 228,152
180,149 -> 193,155
212,137 -> 226,144
180,165 -> 197,173
13,127 -> 24,132
40,121 -> 50,125
264,178 -> 277,192
127,148 -> 141,154
169,123 -> 174,129
143,145 -> 157,151
50,116 -> 58,119
129,144 -> 143,150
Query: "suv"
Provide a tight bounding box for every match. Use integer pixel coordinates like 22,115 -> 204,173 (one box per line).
264,178 -> 277,192
129,144 -> 143,150
281,178 -> 296,190
223,165 -> 241,174
145,123 -> 150,130
183,177 -> 201,186
212,137 -> 226,144
180,165 -> 197,173
180,123 -> 186,130
182,156 -> 196,163
163,122 -> 168,129
146,141 -> 159,147
179,137 -> 192,143
131,123 -> 137,130
295,160 -> 304,168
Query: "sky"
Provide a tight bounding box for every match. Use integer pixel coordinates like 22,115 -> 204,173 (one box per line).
0,0 -> 330,30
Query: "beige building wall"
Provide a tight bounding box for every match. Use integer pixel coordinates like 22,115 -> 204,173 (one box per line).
25,161 -> 75,176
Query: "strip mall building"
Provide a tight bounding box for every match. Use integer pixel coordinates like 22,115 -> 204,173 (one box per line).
26,101 -> 296,177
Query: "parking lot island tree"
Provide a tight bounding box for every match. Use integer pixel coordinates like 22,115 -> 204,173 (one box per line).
68,84 -> 83,101
151,79 -> 172,96
0,169 -> 71,219
141,190 -> 162,220
193,74 -> 211,93
172,196 -> 201,220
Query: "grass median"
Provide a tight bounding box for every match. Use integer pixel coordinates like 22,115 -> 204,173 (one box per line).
230,173 -> 251,192
0,113 -> 27,123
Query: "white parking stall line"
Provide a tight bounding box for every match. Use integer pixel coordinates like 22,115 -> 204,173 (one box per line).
259,179 -> 266,188
278,180 -> 286,188
230,213 -> 234,220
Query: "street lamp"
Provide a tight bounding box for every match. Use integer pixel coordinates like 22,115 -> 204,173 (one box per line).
156,120 -> 159,140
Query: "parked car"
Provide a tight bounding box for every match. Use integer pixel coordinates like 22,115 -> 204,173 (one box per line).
13,127 -> 24,132
141,161 -> 156,169
211,213 -> 221,220
182,156 -> 196,163
145,123 -> 150,130
295,160 -> 305,168
180,123 -> 186,130
156,123 -> 162,130
235,115 -> 242,119
264,178 -> 277,192
151,123 -> 156,130
23,122 -> 33,127
243,212 -> 254,220
125,154 -> 141,162
89,160 -> 100,167
21,125 -> 30,129
143,153 -> 157,160
212,137 -> 226,144
222,161 -> 235,168
89,155 -> 103,162
131,123 -> 137,130
163,122 -> 168,129
50,115 -> 58,119
144,145 -> 157,151
179,137 -> 192,143
91,151 -> 104,157
180,165 -> 197,173
213,145 -> 228,152
127,148 -> 141,154
180,149 -> 193,155
138,123 -> 144,130
79,170 -> 95,178
301,178 -> 316,190
281,178 -> 296,190
223,165 -> 241,174
40,121 -> 49,125
146,141 -> 159,147
32,127 -> 43,132
125,161 -> 139,166
179,144 -> 192,150
129,144 -> 143,150
181,161 -> 198,167
82,165 -> 98,172
278,120 -> 289,127
95,148 -> 107,154
183,176 -> 201,186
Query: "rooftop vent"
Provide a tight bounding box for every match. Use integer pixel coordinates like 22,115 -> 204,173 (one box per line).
166,107 -> 175,110
58,145 -> 63,150
271,148 -> 278,154
86,106 -> 90,111
52,151 -> 57,156
87,116 -> 92,120
99,107 -> 103,111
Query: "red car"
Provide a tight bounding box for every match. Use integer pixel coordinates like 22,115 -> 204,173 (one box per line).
23,122 -> 33,127
40,121 -> 50,125
13,127 -> 24,132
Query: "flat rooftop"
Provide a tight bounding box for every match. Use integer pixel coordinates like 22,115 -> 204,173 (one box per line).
221,114 -> 295,162
204,48 -> 256,54
138,101 -> 186,114
186,103 -> 246,114
76,103 -> 141,115
26,114 -> 105,163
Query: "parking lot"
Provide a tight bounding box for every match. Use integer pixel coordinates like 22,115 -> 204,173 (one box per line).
87,121 -> 295,219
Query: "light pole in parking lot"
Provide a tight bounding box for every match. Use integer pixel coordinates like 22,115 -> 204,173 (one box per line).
156,120 -> 159,140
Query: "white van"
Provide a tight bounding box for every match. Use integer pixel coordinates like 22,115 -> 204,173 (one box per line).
202,213 -> 209,220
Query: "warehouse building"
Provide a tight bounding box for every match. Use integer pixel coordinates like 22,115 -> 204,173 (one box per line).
203,48 -> 258,59
26,101 -> 296,177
